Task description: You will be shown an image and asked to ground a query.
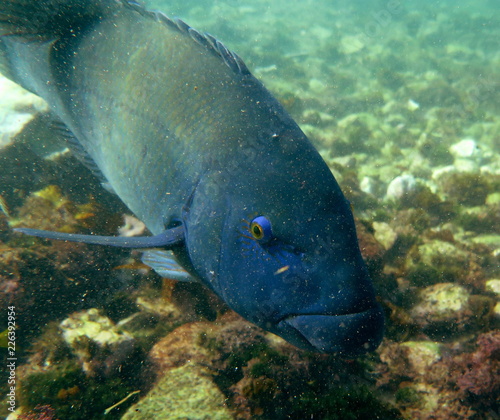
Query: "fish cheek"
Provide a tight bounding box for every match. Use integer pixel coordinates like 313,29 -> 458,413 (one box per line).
217,224 -> 303,324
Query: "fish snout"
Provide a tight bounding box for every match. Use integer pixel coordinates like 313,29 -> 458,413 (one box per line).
276,305 -> 384,355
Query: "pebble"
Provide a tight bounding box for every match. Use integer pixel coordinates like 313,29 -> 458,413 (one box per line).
386,174 -> 417,200
449,138 -> 479,159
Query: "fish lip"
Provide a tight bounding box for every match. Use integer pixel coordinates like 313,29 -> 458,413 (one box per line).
276,305 -> 384,356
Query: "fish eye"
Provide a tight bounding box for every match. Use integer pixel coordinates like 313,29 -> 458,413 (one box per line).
250,216 -> 272,243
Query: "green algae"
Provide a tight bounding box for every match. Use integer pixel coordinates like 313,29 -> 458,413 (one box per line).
440,172 -> 492,206
291,385 -> 402,420
19,362 -> 136,420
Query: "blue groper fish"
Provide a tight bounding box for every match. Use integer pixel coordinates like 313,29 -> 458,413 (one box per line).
0,0 -> 384,355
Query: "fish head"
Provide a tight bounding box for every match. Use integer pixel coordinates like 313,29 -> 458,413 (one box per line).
183,128 -> 383,356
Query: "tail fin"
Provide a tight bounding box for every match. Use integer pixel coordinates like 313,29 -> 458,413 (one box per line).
0,0 -> 119,89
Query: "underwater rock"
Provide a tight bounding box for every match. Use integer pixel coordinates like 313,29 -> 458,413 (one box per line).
15,404 -> 57,420
335,113 -> 377,155
359,176 -> 385,197
485,279 -> 500,326
60,308 -> 136,377
399,341 -> 442,373
405,239 -> 478,287
407,73 -> 462,108
485,279 -> 500,296
449,138 -> 480,159
455,331 -> 500,398
118,214 -> 147,237
379,340 -> 442,382
0,238 -> 120,338
386,174 -> 417,201
436,171 -> 491,206
149,312 -> 269,373
149,320 -> 213,372
453,158 -> 479,173
378,340 -> 477,420
0,185 -> 131,338
146,310 -> 402,419
142,313 -> 271,419
410,283 -> 473,336
13,320 -> 144,419
372,222 -> 398,250
355,220 -> 385,272
339,35 -> 365,55
0,75 -> 47,148
121,364 -> 233,420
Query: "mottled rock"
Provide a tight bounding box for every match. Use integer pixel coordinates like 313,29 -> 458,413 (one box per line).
406,239 -> 472,286
386,174 -> 417,200
485,279 -> 500,296
60,308 -> 136,376
122,364 -> 233,420
339,35 -> 365,54
149,321 -> 213,372
399,341 -> 442,372
373,221 -> 397,250
410,283 -> 473,336
449,138 -> 479,159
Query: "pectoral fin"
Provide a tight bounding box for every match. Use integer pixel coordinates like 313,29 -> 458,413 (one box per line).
142,249 -> 197,281
14,226 -> 185,248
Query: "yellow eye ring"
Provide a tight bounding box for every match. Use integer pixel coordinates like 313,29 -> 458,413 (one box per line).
249,216 -> 272,242
250,221 -> 264,240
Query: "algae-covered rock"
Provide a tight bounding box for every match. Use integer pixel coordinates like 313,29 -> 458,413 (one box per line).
485,279 -> 500,296
60,308 -> 136,377
410,283 -> 473,336
385,174 -> 417,201
399,341 -> 442,373
122,364 -> 233,420
373,221 -> 397,250
437,171 -> 492,206
406,239 -> 471,286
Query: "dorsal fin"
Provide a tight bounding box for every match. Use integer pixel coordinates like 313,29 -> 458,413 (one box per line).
121,1 -> 251,76
0,0 -> 252,78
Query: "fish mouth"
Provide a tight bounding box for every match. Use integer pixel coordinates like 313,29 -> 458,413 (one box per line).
276,305 -> 384,356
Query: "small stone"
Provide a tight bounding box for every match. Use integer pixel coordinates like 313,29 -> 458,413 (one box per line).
386,174 -> 417,200
411,283 -> 474,336
449,138 -> 479,159
400,341 -> 442,372
485,279 -> 500,296
407,99 -> 420,111
373,221 -> 397,250
493,302 -> 500,323
308,78 -> 327,94
60,309 -> 135,376
360,176 -> 384,197
453,158 -> 478,172
413,283 -> 469,317
122,364 -> 233,420
486,193 -> 500,205
417,240 -> 468,269
340,35 -> 365,54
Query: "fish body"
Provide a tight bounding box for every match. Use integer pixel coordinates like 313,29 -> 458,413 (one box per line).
0,0 -> 384,354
